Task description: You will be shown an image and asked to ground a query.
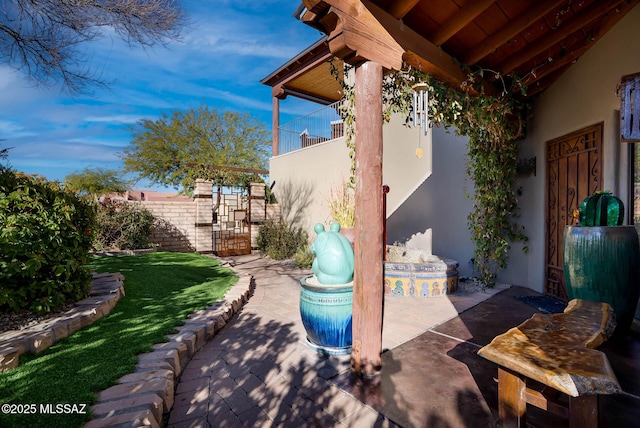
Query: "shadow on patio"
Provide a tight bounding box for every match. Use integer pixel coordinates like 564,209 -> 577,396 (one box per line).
170,254 -> 640,427
336,286 -> 640,427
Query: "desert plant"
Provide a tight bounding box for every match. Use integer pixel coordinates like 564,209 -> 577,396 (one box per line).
0,168 -> 96,313
577,190 -> 624,226
256,218 -> 308,260
294,245 -> 315,268
94,199 -> 155,250
328,179 -> 355,228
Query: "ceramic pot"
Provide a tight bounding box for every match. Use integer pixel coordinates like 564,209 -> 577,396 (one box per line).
299,274 -> 352,355
563,225 -> 640,333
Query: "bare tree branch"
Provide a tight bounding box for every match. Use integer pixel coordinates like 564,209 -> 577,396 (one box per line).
0,0 -> 186,94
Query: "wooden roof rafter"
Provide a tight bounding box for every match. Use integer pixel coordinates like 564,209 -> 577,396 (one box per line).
264,1 -> 640,105
430,0 -> 497,47
461,0 -> 569,66
301,0 -> 482,90
497,0 -> 629,75
517,0 -> 638,89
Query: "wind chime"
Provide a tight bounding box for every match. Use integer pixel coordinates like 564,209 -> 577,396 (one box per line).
412,82 -> 430,158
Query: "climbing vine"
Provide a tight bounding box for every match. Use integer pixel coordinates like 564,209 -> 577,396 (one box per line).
331,62 -> 529,286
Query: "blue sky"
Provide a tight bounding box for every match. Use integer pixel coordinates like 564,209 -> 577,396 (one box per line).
1,0 -> 323,191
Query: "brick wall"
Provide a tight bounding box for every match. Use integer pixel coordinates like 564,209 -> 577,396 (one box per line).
129,181 -> 280,253
140,200 -> 198,252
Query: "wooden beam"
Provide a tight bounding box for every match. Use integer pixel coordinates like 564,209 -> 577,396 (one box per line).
302,1 -> 492,90
185,164 -> 270,175
523,44 -> 589,87
267,47 -> 334,90
524,64 -> 572,98
362,0 -> 472,86
387,0 -> 421,19
272,96 -> 279,156
303,0 -> 405,70
352,60 -> 384,377
498,0 -> 628,74
498,368 -> 527,426
462,0 -> 567,66
431,0 -> 497,47
520,0 -> 638,97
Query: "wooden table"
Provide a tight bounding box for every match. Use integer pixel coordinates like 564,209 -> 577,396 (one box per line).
478,299 -> 621,427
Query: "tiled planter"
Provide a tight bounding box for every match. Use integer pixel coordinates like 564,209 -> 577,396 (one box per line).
384,252 -> 459,298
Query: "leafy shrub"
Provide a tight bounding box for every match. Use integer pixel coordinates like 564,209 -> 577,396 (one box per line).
257,218 -> 308,260
294,245 -> 314,268
0,168 -> 96,313
94,200 -> 155,250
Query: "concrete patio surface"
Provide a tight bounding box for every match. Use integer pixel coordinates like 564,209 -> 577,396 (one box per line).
166,253 -> 640,427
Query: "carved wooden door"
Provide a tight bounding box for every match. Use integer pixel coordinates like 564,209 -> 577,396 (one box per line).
545,123 -> 603,300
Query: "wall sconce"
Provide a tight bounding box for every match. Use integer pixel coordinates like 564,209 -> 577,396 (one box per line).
412,82 -> 429,158
516,156 -> 536,176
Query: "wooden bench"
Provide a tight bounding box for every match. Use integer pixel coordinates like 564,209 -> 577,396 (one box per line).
478,299 -> 622,427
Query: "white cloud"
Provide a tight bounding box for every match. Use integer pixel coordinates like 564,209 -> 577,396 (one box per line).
84,115 -> 146,124
4,0 -> 323,183
0,120 -> 38,138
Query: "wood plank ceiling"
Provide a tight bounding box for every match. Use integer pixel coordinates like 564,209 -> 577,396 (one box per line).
264,0 -> 638,103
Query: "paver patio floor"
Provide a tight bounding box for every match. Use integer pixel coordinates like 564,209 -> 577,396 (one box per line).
167,254 -> 640,427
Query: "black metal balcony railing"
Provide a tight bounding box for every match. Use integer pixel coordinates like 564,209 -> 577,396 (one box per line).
277,100 -> 345,155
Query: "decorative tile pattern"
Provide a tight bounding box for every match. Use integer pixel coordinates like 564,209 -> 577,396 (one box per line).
384,257 -> 459,298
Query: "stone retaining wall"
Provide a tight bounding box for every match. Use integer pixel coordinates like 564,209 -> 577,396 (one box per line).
85,272 -> 254,428
0,272 -> 126,372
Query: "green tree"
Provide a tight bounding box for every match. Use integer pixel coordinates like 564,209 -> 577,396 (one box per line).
122,105 -> 270,192
64,167 -> 133,198
0,0 -> 185,94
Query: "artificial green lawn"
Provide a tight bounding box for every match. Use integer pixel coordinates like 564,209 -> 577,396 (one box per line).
0,251 -> 236,428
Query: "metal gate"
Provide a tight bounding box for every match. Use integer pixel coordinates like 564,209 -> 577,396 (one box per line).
545,122 -> 603,300
213,187 -> 251,256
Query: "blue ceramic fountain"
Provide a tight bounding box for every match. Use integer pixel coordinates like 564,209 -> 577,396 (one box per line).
299,222 -> 354,355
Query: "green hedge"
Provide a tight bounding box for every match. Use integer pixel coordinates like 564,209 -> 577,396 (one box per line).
0,168 -> 96,313
94,199 -> 155,251
256,218 -> 308,260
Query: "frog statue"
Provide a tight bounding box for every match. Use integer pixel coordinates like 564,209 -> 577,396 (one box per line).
311,222 -> 355,284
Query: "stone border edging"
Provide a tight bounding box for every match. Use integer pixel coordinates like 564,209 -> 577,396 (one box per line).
91,248 -> 158,257
0,272 -> 126,372
85,272 -> 254,428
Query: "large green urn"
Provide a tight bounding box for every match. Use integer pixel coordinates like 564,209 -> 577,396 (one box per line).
563,192 -> 640,334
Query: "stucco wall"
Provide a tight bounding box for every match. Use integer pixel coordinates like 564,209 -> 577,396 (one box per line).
270,138 -> 351,235
508,5 -> 640,292
269,114 -> 431,240
386,125 -> 476,278
269,5 -> 639,288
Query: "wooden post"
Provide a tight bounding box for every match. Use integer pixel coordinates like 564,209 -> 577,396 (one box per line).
498,367 -> 527,427
352,61 -> 384,377
272,96 -> 280,156
569,395 -> 598,428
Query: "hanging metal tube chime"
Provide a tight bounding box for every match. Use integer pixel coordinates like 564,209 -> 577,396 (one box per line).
412,82 -> 430,135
